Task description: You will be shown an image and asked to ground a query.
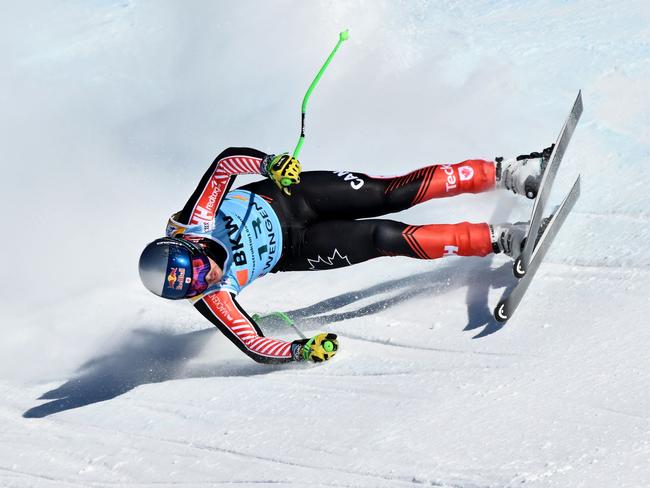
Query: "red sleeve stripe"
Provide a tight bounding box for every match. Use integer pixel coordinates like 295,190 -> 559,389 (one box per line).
248,336 -> 273,349
202,292 -> 292,359
260,340 -> 281,354
266,342 -> 290,356
188,155 -> 262,224
215,156 -> 262,176
230,324 -> 252,332
241,332 -> 291,358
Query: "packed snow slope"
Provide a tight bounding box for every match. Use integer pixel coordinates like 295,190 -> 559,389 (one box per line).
2,1 -> 649,487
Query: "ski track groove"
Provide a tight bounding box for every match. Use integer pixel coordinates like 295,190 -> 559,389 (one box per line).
545,260 -> 650,271
341,333 -> 540,358
575,210 -> 650,223
271,365 -> 503,378
525,260 -> 650,273
589,405 -> 650,422
0,466 -> 87,487
144,438 -> 444,488
40,416 -> 485,488
87,482 -> 298,487
284,369 -> 508,408
0,475 -> 303,488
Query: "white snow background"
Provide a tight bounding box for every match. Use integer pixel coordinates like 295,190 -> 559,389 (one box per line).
1,1 -> 649,487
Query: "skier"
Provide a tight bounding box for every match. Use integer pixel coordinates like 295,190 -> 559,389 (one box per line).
139,146 -> 551,364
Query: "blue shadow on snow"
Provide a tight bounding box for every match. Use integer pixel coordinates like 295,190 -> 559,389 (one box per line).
260,258 -> 516,340
24,253 -> 516,418
23,327 -> 276,419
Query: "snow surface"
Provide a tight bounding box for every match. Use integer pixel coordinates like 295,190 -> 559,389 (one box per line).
1,1 -> 650,487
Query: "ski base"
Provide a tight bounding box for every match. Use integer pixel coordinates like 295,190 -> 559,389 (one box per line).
515,90 -> 583,278
494,176 -> 581,323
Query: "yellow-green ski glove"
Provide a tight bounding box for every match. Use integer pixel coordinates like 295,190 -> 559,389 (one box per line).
291,333 -> 338,363
265,153 -> 301,196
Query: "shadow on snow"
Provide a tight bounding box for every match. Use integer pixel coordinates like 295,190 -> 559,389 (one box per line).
24,254 -> 516,419
22,328 -> 277,419
260,258 -> 515,339
262,197 -> 517,338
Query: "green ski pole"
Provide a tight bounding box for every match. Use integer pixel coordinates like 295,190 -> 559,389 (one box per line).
252,311 -> 306,339
292,30 -> 349,159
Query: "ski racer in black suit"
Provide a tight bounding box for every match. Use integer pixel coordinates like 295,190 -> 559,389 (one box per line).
139,146 -> 550,364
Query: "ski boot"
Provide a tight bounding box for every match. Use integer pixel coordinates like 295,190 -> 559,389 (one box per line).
495,145 -> 554,199
491,222 -> 527,260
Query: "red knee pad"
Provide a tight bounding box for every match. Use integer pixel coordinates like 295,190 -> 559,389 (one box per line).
414,159 -> 496,203
403,222 -> 493,259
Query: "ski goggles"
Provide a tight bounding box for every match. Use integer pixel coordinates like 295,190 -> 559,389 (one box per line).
186,254 -> 211,298
157,238 -> 212,299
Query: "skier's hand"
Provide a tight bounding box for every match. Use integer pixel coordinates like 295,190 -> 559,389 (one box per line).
266,153 -> 301,196
291,333 -> 338,363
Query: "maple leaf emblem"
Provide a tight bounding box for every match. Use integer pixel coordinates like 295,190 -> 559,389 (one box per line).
307,249 -> 352,270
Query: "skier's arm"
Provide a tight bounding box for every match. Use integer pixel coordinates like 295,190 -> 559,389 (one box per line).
194,291 -> 338,364
175,147 -> 269,226
194,290 -> 295,364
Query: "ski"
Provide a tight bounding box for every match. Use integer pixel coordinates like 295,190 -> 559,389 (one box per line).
494,176 -> 581,323
514,90 -> 583,278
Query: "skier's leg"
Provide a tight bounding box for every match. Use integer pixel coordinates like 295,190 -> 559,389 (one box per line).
240,149 -> 551,222
277,219 -> 495,272
286,160 -> 496,220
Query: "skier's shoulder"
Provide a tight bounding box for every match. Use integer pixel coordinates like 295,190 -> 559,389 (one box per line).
214,146 -> 268,161
189,281 -> 241,307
